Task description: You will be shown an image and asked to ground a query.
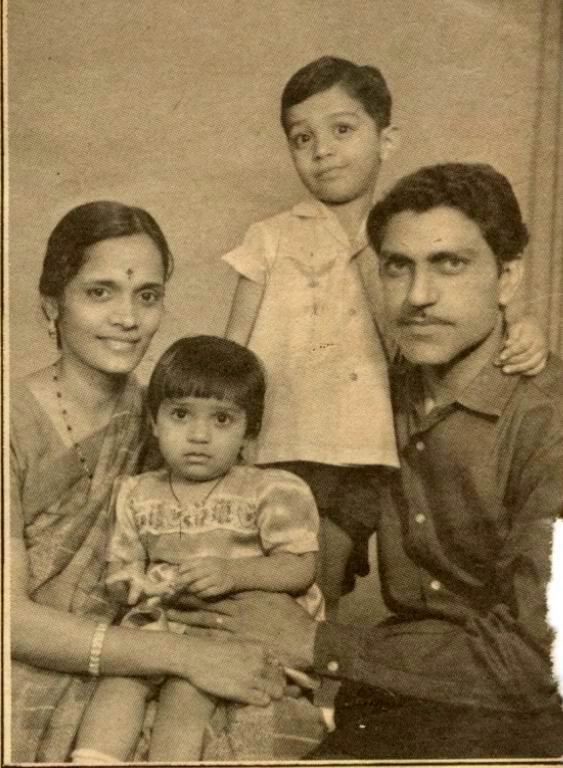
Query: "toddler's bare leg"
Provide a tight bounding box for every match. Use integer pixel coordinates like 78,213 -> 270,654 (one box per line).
72,676 -> 152,762
318,517 -> 353,619
149,677 -> 216,761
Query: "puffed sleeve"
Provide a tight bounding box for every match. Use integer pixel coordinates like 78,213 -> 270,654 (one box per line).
222,220 -> 280,286
256,470 -> 320,555
106,476 -> 147,565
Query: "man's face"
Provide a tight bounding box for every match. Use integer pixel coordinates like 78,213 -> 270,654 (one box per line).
378,206 -> 520,367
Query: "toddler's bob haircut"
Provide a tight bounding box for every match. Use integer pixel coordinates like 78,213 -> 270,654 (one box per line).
281,56 -> 392,134
367,163 -> 529,269
147,336 -> 266,439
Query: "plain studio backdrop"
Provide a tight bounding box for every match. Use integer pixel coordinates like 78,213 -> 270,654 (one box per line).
6,0 -> 562,678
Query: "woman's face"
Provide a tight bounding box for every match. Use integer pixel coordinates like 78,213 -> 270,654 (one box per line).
48,233 -> 166,378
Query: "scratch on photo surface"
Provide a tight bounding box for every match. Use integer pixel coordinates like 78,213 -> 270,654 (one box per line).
547,518 -> 563,701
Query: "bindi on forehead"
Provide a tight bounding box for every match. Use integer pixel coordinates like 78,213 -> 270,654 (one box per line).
126,268 -> 134,280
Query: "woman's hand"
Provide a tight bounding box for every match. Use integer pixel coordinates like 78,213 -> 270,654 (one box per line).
174,630 -> 285,706
167,591 -> 318,670
497,316 -> 548,375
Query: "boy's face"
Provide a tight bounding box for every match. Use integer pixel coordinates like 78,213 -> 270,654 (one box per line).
285,84 -> 393,205
152,396 -> 248,483
378,206 -> 522,368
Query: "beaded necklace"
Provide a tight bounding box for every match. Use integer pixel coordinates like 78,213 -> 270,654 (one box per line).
52,363 -> 95,480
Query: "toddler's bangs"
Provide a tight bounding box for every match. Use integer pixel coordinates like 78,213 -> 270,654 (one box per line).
157,367 -> 250,410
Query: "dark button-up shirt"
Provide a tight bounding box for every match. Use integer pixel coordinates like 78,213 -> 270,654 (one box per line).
314,353 -> 563,713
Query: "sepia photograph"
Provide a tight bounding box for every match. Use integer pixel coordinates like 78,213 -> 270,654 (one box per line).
4,0 -> 563,763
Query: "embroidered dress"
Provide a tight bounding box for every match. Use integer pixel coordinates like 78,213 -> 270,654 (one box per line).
107,465 -> 324,620
107,465 -> 328,761
223,200 -> 398,468
10,378 -> 149,763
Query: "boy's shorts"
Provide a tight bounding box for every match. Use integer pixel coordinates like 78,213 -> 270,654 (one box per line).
258,461 -> 388,594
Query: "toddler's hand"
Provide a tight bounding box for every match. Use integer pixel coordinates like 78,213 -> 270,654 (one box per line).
177,557 -> 237,599
106,570 -> 144,605
497,316 -> 547,375
106,569 -> 174,605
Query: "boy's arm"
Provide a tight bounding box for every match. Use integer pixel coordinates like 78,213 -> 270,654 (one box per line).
177,552 -> 316,600
225,276 -> 265,346
499,315 -> 548,375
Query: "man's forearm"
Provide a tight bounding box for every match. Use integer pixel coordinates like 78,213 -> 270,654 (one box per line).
311,614 -> 558,712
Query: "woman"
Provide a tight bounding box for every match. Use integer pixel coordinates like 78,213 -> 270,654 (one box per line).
10,201 -> 283,763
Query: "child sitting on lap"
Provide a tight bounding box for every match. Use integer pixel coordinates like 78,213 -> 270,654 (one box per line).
72,335 -> 324,764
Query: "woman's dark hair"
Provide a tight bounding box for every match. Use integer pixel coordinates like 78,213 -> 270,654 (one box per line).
367,163 -> 529,267
148,336 -> 266,439
39,200 -> 174,299
281,56 -> 392,133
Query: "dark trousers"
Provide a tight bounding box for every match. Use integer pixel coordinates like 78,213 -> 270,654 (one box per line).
307,683 -> 563,760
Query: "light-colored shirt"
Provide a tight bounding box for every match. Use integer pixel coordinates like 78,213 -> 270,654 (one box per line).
223,200 -> 399,467
106,465 -> 324,618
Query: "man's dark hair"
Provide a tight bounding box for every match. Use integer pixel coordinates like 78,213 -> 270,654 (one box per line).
367,163 -> 529,266
281,56 -> 392,134
147,336 -> 266,439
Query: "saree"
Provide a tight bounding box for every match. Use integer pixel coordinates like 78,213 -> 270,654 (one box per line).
10,377 -> 326,762
10,377 -> 150,763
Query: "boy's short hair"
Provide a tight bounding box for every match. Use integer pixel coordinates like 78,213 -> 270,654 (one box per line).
281,56 -> 392,133
367,163 -> 529,266
147,336 -> 266,438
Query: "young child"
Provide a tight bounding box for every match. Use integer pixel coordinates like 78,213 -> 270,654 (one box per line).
72,336 -> 325,763
224,56 -> 547,616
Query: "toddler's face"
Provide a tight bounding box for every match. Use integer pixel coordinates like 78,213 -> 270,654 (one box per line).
152,396 -> 248,483
285,84 -> 392,206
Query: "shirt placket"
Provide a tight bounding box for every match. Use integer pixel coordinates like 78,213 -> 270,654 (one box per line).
402,405 -> 457,608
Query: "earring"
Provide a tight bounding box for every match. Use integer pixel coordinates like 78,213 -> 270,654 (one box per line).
48,319 -> 57,340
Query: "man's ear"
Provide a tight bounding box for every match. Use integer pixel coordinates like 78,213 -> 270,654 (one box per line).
498,259 -> 524,307
379,125 -> 400,162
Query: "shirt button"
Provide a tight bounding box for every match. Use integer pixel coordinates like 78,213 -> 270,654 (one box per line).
430,580 -> 442,591
415,440 -> 425,452
350,372 -> 358,382
327,660 -> 339,673
415,513 -> 426,524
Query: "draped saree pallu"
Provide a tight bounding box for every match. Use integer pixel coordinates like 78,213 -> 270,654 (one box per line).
10,377 -> 327,762
10,379 -> 148,763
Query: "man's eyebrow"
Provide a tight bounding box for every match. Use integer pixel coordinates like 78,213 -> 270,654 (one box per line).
135,282 -> 165,291
428,247 -> 477,260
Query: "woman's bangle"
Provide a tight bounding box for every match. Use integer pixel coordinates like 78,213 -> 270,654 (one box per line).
88,622 -> 109,677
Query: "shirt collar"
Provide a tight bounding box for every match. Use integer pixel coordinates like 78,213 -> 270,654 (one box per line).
394,347 -> 520,446
456,357 -> 520,417
290,199 -> 368,253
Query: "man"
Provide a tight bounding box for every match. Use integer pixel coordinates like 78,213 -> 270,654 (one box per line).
173,163 -> 563,759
